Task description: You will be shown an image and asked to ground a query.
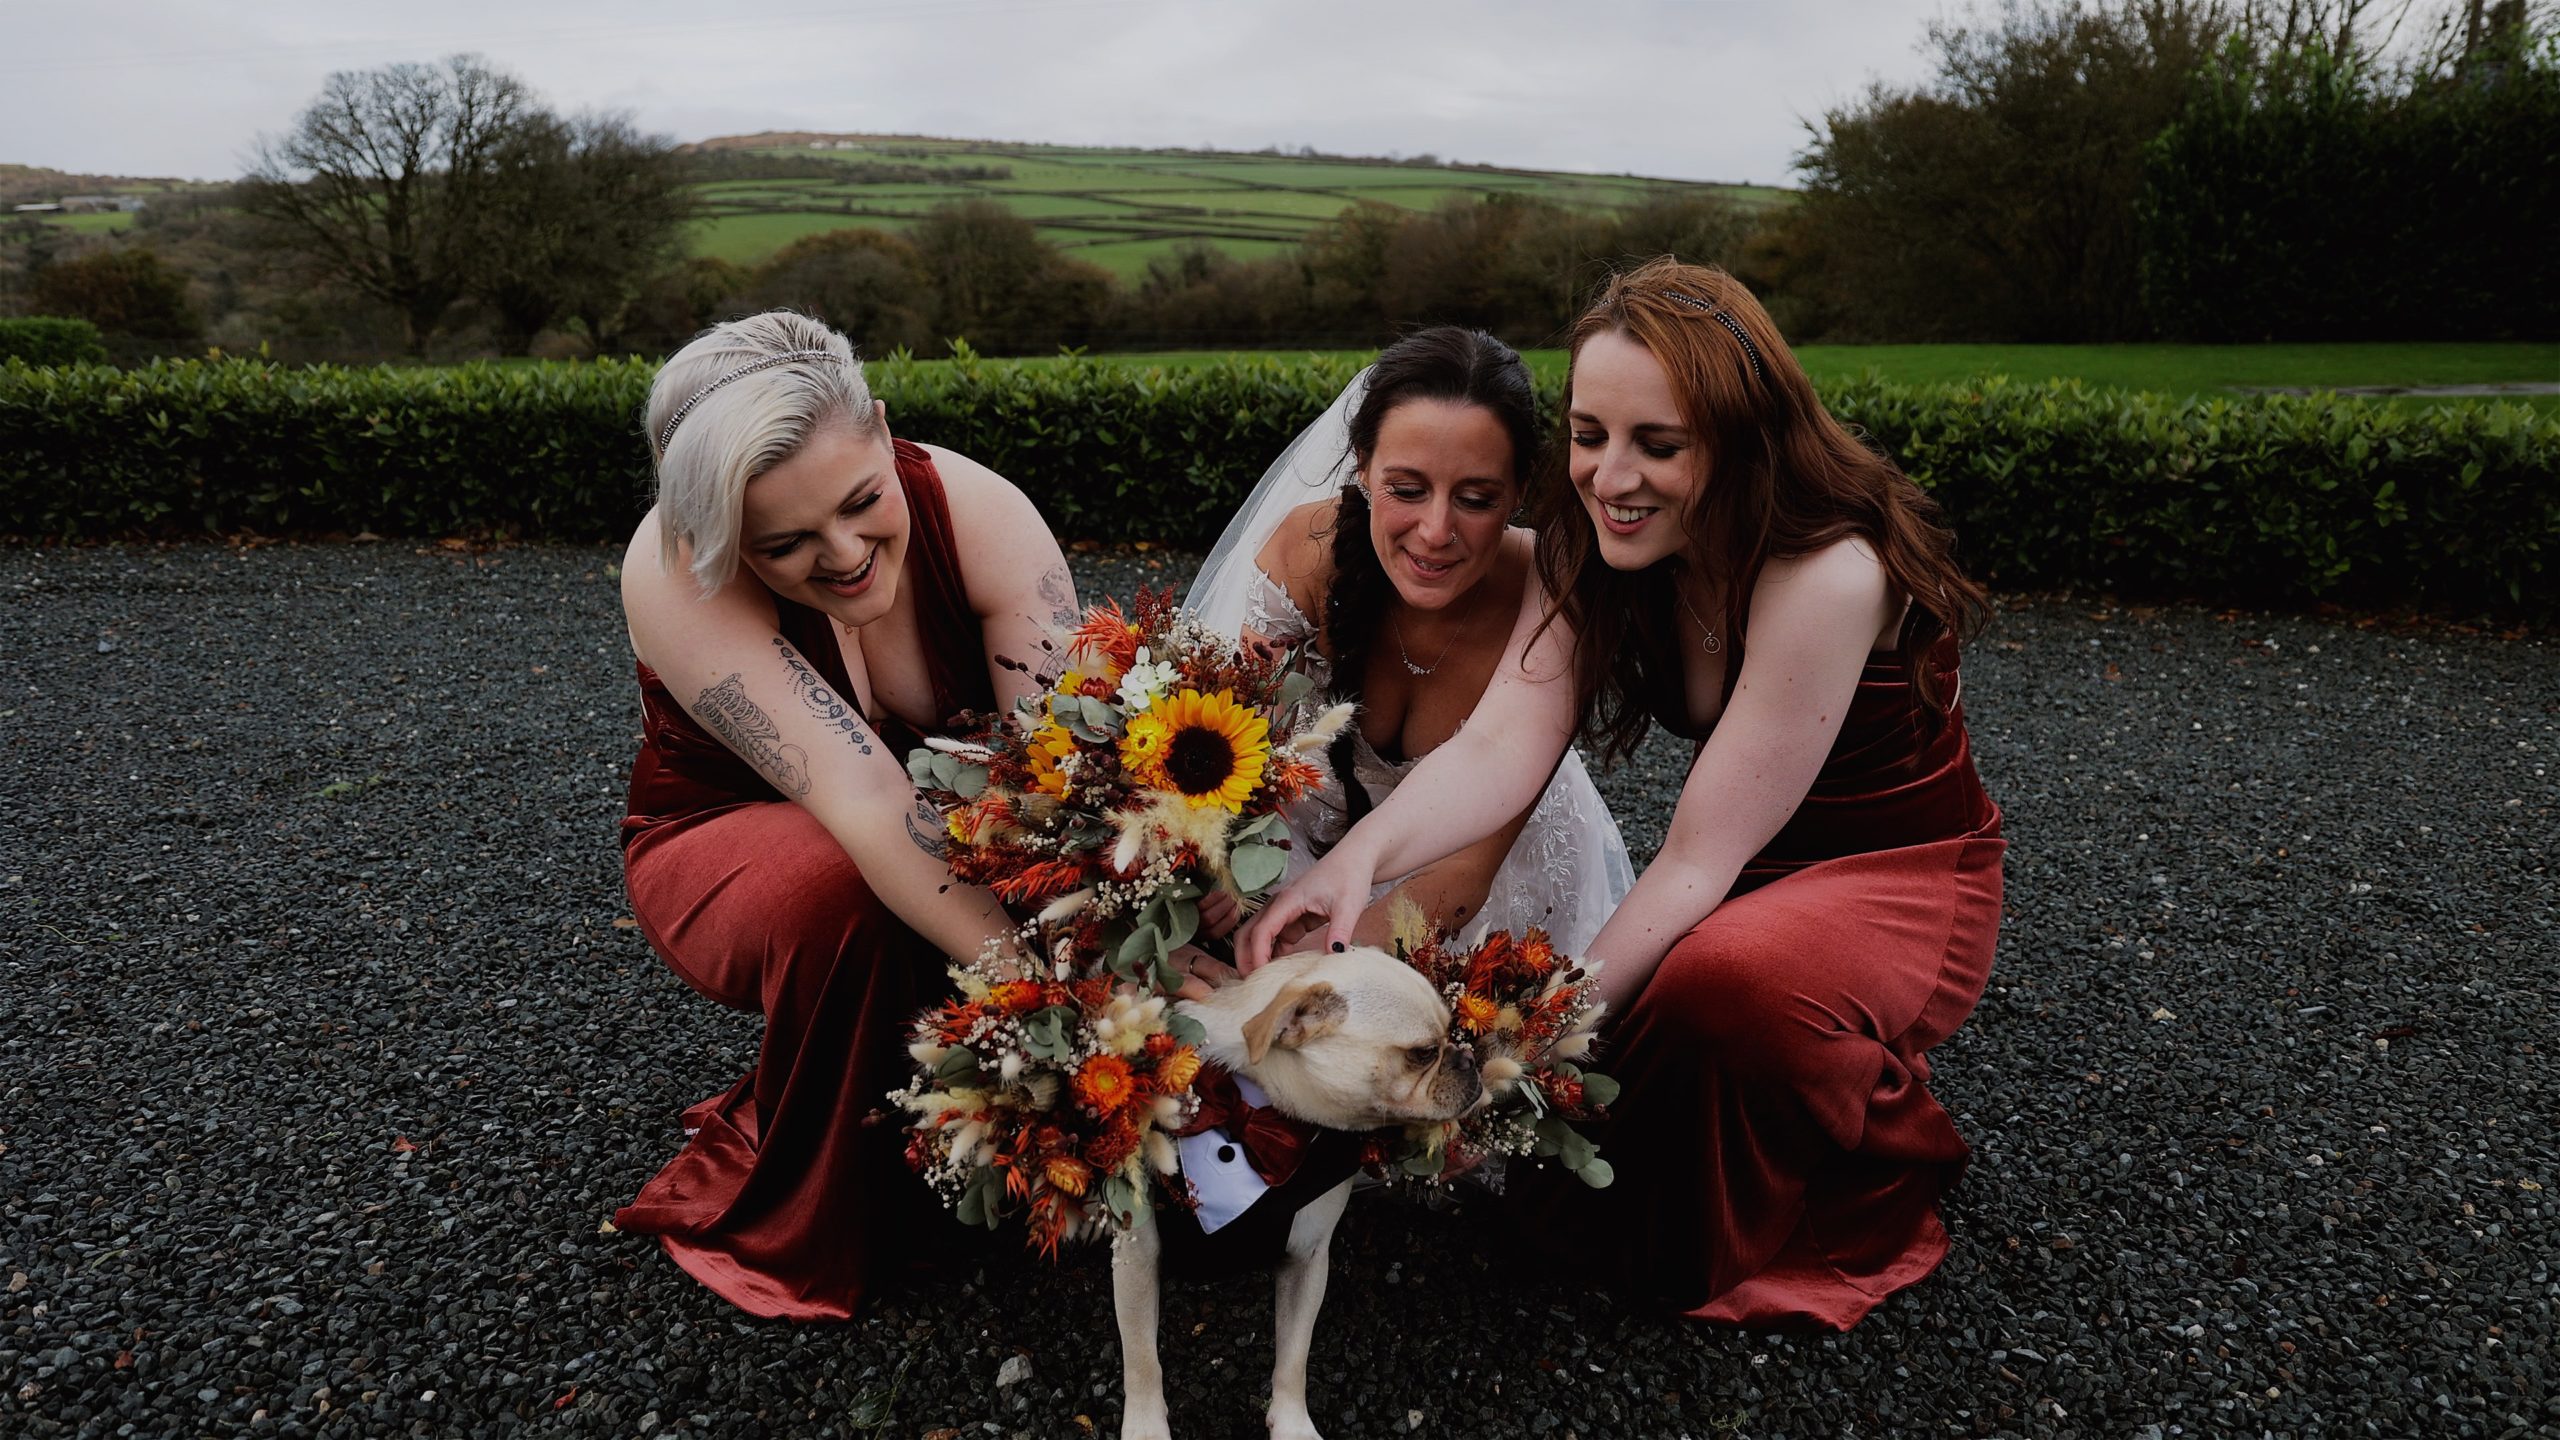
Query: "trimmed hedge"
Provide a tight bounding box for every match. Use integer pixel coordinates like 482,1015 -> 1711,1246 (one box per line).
2,355 -> 2552,617
0,318 -> 110,367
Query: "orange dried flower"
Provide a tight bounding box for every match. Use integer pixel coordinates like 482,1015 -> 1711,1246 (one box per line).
1154,1046 -> 1203,1095
989,981 -> 1044,1015
1085,1114 -> 1140,1170
1044,1155 -> 1094,1197
1454,993 -> 1500,1034
1074,1053 -> 1137,1113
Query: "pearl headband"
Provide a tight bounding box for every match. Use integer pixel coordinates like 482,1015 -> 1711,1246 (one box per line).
655,349 -> 842,454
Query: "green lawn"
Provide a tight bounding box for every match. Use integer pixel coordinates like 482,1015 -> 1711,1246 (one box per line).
34,211 -> 136,234
1792,342 -> 2558,394
928,342 -> 2558,412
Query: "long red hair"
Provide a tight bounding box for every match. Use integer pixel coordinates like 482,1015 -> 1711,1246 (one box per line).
1533,257 -> 1990,762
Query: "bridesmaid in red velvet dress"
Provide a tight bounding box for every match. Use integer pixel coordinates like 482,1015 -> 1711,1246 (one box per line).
1242,258 -> 2004,1330
613,312 -> 1077,1319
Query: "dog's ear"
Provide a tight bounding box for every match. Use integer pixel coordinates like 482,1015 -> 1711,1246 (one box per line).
1242,980 -> 1347,1064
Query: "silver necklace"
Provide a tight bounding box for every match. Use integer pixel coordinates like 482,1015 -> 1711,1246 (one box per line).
1389,609 -> 1465,676
1674,585 -> 1724,654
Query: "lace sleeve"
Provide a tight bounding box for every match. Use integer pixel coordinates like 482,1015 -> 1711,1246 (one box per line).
1245,568 -> 1317,647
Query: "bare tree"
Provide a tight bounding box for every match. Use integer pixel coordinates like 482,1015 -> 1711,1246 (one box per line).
241,55 -> 534,355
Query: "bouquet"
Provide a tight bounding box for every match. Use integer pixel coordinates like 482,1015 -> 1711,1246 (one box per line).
891,952 -> 1206,1257
1362,904 -> 1618,1189
907,587 -> 1354,994
896,588 -> 1357,1250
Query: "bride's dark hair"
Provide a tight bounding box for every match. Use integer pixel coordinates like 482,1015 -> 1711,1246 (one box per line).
1321,326 -> 1541,832
1534,257 -> 1991,764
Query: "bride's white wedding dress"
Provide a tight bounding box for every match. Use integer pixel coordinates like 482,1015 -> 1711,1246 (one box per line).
1187,370 -> 1635,955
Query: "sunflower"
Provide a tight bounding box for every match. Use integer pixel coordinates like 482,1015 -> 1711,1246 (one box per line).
1074,1053 -> 1137,1114
1121,688 -> 1269,812
1024,719 -> 1078,799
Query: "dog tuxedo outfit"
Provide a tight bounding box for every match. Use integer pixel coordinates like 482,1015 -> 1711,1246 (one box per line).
1156,1066 -> 1363,1277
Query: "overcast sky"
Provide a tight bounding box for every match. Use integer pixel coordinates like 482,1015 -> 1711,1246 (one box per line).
0,0 -> 1954,186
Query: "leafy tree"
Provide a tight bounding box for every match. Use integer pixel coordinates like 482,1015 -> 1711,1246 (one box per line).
29,247 -> 201,344
621,257 -> 749,355
749,229 -> 936,353
241,55 -> 536,354
2139,3 -> 2559,338
908,201 -> 1110,353
1793,2 -> 2234,340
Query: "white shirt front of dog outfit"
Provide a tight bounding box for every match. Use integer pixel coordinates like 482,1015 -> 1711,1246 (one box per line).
1175,1073 -> 1276,1234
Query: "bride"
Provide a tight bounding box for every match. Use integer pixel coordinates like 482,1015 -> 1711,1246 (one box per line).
1186,326 -> 1632,954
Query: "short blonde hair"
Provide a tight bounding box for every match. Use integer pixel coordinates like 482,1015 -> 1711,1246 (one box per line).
645,311 -> 875,592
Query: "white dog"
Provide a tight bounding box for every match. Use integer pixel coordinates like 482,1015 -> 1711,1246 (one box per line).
1112,946 -> 1484,1440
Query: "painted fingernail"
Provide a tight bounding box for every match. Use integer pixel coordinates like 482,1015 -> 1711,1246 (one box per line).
1330,941 -> 1345,952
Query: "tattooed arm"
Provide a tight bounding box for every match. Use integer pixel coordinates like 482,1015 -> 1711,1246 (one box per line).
924,445 -> 1082,711
622,511 -> 1023,966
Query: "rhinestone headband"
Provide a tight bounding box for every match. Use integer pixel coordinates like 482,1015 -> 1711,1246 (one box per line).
656,349 -> 841,453
1660,290 -> 1767,384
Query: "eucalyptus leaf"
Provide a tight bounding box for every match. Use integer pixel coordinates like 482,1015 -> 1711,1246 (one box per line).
1162,897 -> 1199,949
1021,1007 -> 1077,1063
1579,1073 -> 1622,1107
957,1168 -> 1005,1229
1165,1012 -> 1205,1048
1556,1126 -> 1598,1171
1575,1156 -> 1615,1189
1102,1175 -> 1141,1230
1278,670 -> 1314,707
1403,1151 -> 1447,1178
933,1046 -> 981,1082
1228,842 -> 1286,893
905,751 -> 940,786
1116,926 -> 1157,975
1079,695 -> 1121,735
951,764 -> 989,800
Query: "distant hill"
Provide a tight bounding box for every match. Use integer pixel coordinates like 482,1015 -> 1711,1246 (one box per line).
680,133 -> 1789,281
1,163 -> 205,208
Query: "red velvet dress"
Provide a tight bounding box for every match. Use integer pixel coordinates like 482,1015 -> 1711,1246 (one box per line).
613,440 -> 995,1320
1520,626 -> 2004,1331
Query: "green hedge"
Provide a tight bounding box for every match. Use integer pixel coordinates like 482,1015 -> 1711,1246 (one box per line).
2,355 -> 2552,617
0,318 -> 109,367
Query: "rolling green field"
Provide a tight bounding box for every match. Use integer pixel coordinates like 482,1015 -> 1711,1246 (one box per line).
30,211 -> 136,234
686,135 -> 1777,279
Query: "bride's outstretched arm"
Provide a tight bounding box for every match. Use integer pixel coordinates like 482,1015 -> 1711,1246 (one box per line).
1238,576 -> 1578,967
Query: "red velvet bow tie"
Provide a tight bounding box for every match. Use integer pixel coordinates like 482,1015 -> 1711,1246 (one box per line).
1174,1065 -> 1314,1188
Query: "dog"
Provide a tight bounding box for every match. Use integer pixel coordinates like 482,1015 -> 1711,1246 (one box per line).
1112,946 -> 1483,1440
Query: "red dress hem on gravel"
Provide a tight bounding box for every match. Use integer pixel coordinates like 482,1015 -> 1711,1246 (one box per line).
611,439 -> 993,1321
1517,627 -> 2004,1332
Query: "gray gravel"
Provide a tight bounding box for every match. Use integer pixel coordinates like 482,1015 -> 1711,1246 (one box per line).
1,541 -> 2552,1439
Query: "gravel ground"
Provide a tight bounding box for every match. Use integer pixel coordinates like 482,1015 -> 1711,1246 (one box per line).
1,540 -> 2551,1440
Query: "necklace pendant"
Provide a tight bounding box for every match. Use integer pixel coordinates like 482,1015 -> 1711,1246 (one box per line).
1402,658 -> 1430,675
1701,632 -> 1722,654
